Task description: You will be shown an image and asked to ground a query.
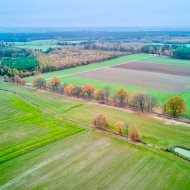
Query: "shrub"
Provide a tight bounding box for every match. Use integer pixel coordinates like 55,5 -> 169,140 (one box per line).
115,121 -> 124,135
92,114 -> 109,129
47,77 -> 61,90
64,84 -> 76,96
166,96 -> 186,116
32,77 -> 46,88
129,124 -> 141,142
116,88 -> 128,107
95,89 -> 105,103
82,84 -> 96,99
73,86 -> 82,97
3,75 -> 10,82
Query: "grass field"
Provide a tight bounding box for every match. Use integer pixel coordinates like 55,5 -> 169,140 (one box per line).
1,131 -> 190,190
0,88 -> 83,164
0,81 -> 190,189
1,55 -> 39,71
139,56 -> 190,67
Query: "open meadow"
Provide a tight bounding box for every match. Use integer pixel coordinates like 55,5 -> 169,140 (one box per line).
0,81 -> 190,189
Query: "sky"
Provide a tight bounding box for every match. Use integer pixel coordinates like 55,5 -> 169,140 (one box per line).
0,0 -> 190,28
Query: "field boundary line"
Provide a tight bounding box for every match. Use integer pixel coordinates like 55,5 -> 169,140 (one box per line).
45,55 -> 154,80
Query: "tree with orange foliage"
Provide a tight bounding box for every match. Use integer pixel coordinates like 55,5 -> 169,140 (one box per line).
116,88 -> 128,107
64,84 -> 76,96
92,114 -> 109,129
166,96 -> 186,116
14,75 -> 21,84
20,79 -> 26,85
47,77 -> 61,90
115,121 -> 124,135
82,84 -> 96,99
129,124 -> 141,142
13,75 -> 26,85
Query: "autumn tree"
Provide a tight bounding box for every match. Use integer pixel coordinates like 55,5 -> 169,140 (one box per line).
13,75 -> 26,85
146,95 -> 158,112
92,114 -> 109,129
82,84 -> 96,99
3,75 -> 10,82
124,122 -> 129,136
166,96 -> 186,116
115,121 -> 124,135
95,89 -> 105,103
112,93 -> 117,106
47,77 -> 61,90
64,84 -> 76,96
103,85 -> 111,102
58,83 -> 67,94
32,77 -> 46,88
73,86 -> 82,97
14,75 -> 21,84
129,124 -> 141,142
116,88 -> 128,107
131,92 -> 147,112
162,103 -> 167,114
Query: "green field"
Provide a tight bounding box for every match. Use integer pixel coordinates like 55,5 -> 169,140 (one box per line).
0,81 -> 190,189
1,131 -> 190,190
1,55 -> 39,71
139,56 -> 190,67
0,88 -> 83,164
11,39 -> 87,52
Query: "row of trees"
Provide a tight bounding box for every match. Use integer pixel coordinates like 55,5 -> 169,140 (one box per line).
78,42 -> 144,54
32,77 -> 186,116
92,114 -> 141,142
77,42 -> 181,57
0,63 -> 36,78
3,75 -> 26,85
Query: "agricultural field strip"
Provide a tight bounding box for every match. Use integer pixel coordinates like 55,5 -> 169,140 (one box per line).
45,55 -> 153,81
0,89 -> 84,164
76,67 -> 190,93
114,62 -> 190,76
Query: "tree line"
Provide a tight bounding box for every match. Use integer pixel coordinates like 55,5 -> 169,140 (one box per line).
31,77 -> 186,116
92,114 -> 142,142
172,47 -> 190,60
0,47 -> 32,58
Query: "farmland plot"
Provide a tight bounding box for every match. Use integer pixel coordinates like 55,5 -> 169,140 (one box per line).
75,66 -> 190,93
0,90 -> 82,163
